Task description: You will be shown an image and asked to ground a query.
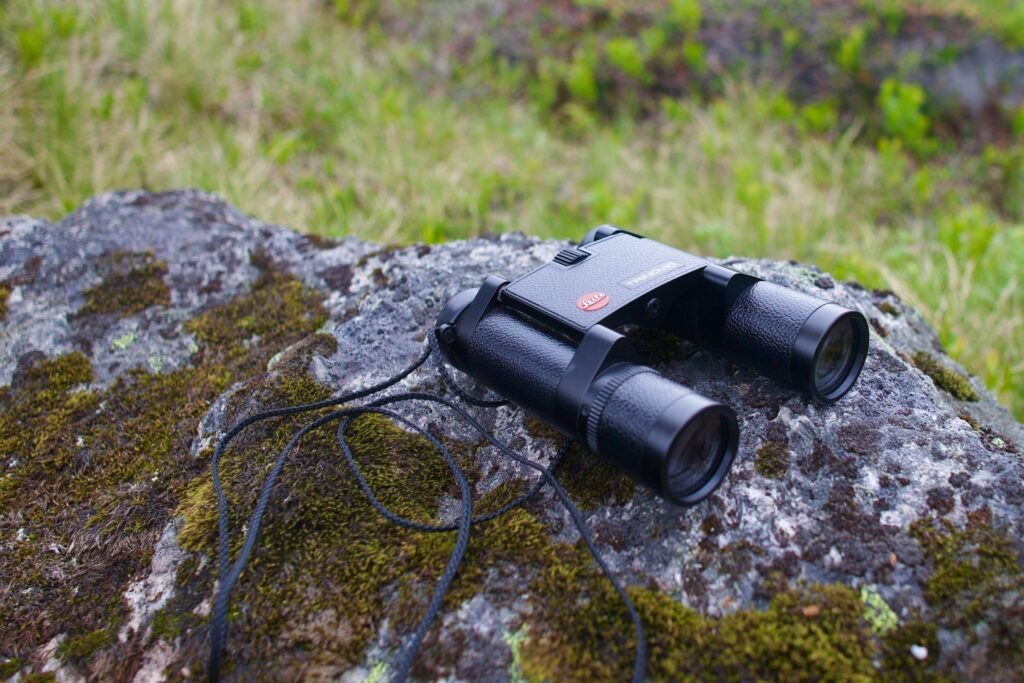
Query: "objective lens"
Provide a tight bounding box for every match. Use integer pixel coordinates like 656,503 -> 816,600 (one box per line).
665,410 -> 729,496
586,365 -> 738,505
814,318 -> 857,396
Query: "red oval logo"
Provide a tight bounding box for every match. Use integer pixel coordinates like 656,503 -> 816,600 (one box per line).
576,291 -> 610,312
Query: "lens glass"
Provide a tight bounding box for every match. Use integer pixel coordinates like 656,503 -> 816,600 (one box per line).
814,318 -> 856,395
666,412 -> 725,496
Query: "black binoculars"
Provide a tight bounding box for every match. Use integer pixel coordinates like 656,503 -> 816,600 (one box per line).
434,227 -> 868,505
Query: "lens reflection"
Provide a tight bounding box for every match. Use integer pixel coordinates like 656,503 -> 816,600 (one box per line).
666,412 -> 725,496
814,318 -> 856,395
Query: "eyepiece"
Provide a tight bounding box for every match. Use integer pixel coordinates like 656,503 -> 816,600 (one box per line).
794,304 -> 869,403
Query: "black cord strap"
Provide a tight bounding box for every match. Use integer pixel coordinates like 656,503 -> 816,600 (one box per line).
207,335 -> 646,683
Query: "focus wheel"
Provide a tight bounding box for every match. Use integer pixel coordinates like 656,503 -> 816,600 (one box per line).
585,365 -> 661,453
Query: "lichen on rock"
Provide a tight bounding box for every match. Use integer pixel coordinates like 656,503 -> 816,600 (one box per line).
1,190 -> 1022,681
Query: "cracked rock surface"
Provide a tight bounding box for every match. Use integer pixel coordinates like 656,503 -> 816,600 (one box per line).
1,190 -> 1022,682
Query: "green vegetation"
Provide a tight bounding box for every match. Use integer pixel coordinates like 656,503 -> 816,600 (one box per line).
522,549 -> 907,682
19,673 -> 56,683
860,585 -> 899,635
880,618 -> 949,682
910,515 -> 1024,672
755,440 -> 790,479
75,250 -> 170,318
56,628 -> 113,662
0,284 -> 10,320
912,352 -> 980,401
908,0 -> 1024,47
877,79 -> 935,156
0,659 -> 22,679
555,444 -> 636,509
0,0 -> 1021,419
0,266 -> 968,678
0,258 -> 326,673
169,363 -> 974,682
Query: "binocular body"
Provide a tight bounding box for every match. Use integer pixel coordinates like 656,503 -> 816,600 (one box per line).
435,227 -> 868,505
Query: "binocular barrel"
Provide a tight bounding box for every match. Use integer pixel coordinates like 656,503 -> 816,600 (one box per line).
436,228 -> 870,507
670,270 -> 869,404
723,281 -> 868,402
438,302 -> 739,505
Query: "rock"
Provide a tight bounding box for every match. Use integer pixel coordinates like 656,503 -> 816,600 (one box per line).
1,190 -> 1022,682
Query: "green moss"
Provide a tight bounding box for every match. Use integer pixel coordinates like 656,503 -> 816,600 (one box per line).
957,409 -> 980,430
11,244 -> 1003,680
174,364 -> 544,673
0,352 -> 97,500
522,549 -> 879,682
175,554 -> 200,588
699,514 -> 722,536
521,417 -> 634,509
0,284 -> 10,320
0,268 -> 327,671
911,516 -> 1024,668
165,324 -> 940,680
150,607 -> 189,641
755,440 -> 789,479
20,673 -> 56,683
185,268 -> 326,365
57,628 -> 112,661
76,251 -> 170,318
557,443 -> 635,509
911,517 -> 1020,620
160,333 -> 1006,681
522,415 -> 563,443
2,350 -> 93,413
881,619 -> 950,682
878,301 -> 901,317
716,539 -> 767,578
170,328 -> 653,678
912,352 -> 980,401
369,266 -> 388,287
0,659 -> 22,678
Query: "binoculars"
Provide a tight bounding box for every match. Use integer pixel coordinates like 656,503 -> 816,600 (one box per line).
434,227 -> 868,505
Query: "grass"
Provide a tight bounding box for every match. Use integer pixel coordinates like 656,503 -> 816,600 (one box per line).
902,0 -> 1024,46
0,0 -> 1021,418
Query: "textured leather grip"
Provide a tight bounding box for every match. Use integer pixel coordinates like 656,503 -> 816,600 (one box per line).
587,366 -> 696,492
722,280 -> 825,387
464,308 -> 575,420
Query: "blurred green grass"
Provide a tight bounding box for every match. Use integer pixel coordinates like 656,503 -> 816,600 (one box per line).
1,0 -> 1021,418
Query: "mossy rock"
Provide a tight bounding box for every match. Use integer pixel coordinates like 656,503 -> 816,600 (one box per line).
1,191 -> 1022,681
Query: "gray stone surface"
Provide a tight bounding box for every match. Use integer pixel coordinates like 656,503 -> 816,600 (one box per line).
1,190 -> 1022,681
